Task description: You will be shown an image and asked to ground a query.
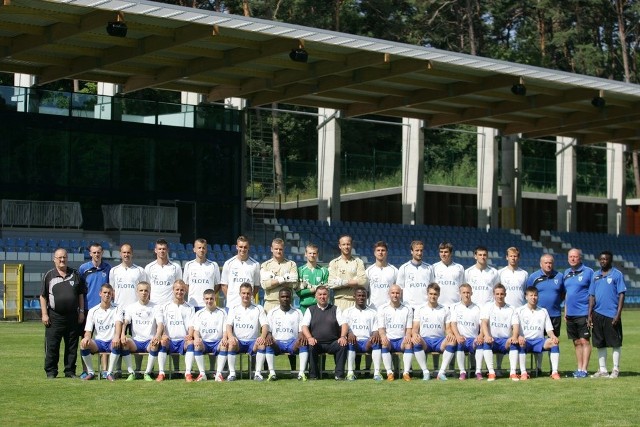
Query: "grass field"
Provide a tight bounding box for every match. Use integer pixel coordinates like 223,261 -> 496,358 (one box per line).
1,311 -> 639,426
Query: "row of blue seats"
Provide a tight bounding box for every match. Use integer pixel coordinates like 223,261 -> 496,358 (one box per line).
0,238 -> 112,252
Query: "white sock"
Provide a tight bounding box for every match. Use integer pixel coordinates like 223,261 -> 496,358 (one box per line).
382,351 -> 393,373
347,350 -> 356,372
372,349 -> 381,374
474,351 -> 484,374
550,351 -> 559,373
157,351 -> 167,373
414,349 -> 428,372
107,352 -> 119,374
123,354 -> 134,374
215,353 -> 227,376
82,353 -> 94,374
402,352 -> 413,374
227,353 -> 236,376
456,351 -> 466,373
254,351 -> 265,376
195,354 -> 205,374
298,351 -> 309,376
438,350 -> 455,375
518,353 -> 527,374
612,347 -> 621,370
145,354 -> 156,374
185,351 -> 194,374
266,352 -> 276,375
483,350 -> 495,374
508,350 -> 518,374
598,348 -> 608,372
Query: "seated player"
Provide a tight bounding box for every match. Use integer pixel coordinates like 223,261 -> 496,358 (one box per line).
480,284 -> 520,381
412,283 -> 457,381
188,289 -> 228,382
155,280 -> 195,382
517,286 -> 561,380
118,281 -> 160,381
377,284 -> 414,381
264,288 -> 309,381
344,286 -> 382,381
224,282 -> 269,381
450,283 -> 484,380
80,284 -> 121,381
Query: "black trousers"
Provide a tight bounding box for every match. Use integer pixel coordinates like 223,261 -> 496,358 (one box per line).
309,340 -> 347,379
44,310 -> 79,377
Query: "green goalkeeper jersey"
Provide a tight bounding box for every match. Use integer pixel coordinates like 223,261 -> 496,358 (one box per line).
296,264 -> 329,312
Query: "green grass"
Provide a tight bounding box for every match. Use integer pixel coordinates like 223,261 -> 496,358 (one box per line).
2,311 -> 640,426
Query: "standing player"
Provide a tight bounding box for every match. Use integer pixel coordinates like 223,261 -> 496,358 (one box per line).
145,239 -> 183,306
118,281 -> 160,381
188,289 -> 228,382
109,243 -> 147,310
80,284 -> 121,381
498,247 -> 528,308
412,283 -> 457,381
588,251 -> 626,379
480,284 -> 520,381
431,242 -> 464,307
265,288 -> 309,381
563,248 -> 594,378
464,246 -> 499,306
79,242 -> 112,314
155,280 -> 195,381
517,286 -> 561,380
260,238 -> 298,313
365,241 -> 397,309
328,235 -> 367,311
220,236 -> 261,310
377,284 -> 414,381
296,243 -> 328,313
344,287 -> 382,381
449,284 -> 484,380
183,238 -> 220,311
225,283 -> 269,381
397,241 -> 434,310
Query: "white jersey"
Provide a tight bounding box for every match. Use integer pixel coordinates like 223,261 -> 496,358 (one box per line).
344,305 -> 378,340
397,261 -> 434,309
377,302 -> 413,340
183,259 -> 221,307
220,256 -> 261,309
123,300 -> 158,342
109,263 -> 148,309
498,266 -> 528,308
85,304 -> 120,342
267,306 -> 303,341
464,265 -> 499,306
225,303 -> 267,341
480,302 -> 518,339
144,260 -> 183,305
432,261 -> 464,307
517,305 -> 553,340
189,306 -> 226,342
156,301 -> 194,340
413,303 -> 450,339
450,301 -> 481,339
365,264 -> 397,308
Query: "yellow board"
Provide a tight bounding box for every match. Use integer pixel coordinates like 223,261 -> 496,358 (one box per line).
3,264 -> 23,322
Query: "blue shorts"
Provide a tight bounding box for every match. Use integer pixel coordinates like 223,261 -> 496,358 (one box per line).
483,337 -> 515,354
166,340 -> 186,355
133,339 -> 151,353
202,340 -> 222,355
457,337 -> 478,353
423,337 -> 446,353
238,339 -> 257,355
519,338 -> 545,354
272,339 -> 298,355
349,339 -> 381,353
95,339 -> 114,353
384,337 -> 405,352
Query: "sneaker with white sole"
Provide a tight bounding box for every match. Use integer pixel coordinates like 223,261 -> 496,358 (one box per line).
437,373 -> 448,381
214,373 -> 224,382
373,374 -> 383,381
591,370 -> 609,378
423,372 -> 431,381
227,374 -> 236,382
297,373 -> 307,382
609,369 -> 619,379
267,373 -> 278,382
253,374 -> 264,382
346,373 -> 356,381
196,373 -> 207,382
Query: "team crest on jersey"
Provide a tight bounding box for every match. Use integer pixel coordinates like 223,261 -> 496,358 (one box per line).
607,278 -> 613,284
96,316 -> 106,325
554,279 -> 558,285
578,275 -> 583,281
136,310 -> 151,319
167,313 -> 175,321
102,272 -> 107,278
407,273 -> 415,281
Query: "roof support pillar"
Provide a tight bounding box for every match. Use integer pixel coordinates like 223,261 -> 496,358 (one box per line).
500,133 -> 522,231
401,118 -> 424,225
317,108 -> 341,224
607,142 -> 626,235
556,136 -> 577,233
477,127 -> 499,230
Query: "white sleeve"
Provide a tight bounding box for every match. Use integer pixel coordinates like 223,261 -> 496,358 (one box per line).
301,308 -> 312,327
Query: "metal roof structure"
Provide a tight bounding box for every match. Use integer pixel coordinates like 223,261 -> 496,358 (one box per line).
2,0 -> 640,147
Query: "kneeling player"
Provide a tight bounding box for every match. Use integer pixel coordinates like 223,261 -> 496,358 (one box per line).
80,284 -> 121,381
264,288 -> 309,381
225,283 -> 269,381
188,289 -> 228,382
118,281 -> 160,381
377,284 -> 414,381
450,284 -> 484,380
412,283 -> 457,381
480,284 -> 520,381
156,280 -> 195,381
344,286 -> 381,381
517,286 -> 561,380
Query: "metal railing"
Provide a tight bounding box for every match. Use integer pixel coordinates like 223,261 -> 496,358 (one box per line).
102,204 -> 178,232
1,199 -> 82,228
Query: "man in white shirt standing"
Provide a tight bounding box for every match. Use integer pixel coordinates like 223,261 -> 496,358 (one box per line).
498,247 -> 528,308
110,243 -> 147,310
365,241 -> 397,309
183,238 -> 220,311
145,239 -> 183,306
464,246 -> 499,306
220,236 -> 261,310
397,240 -> 434,310
432,242 -> 464,307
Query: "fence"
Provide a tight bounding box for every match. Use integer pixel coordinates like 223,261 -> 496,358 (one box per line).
1,199 -> 82,228
102,204 -> 178,232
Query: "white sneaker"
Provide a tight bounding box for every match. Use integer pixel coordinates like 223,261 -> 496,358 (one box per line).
608,369 -> 619,379
591,370 -> 609,378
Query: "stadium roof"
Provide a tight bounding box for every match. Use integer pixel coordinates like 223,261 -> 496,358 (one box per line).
2,0 -> 640,147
